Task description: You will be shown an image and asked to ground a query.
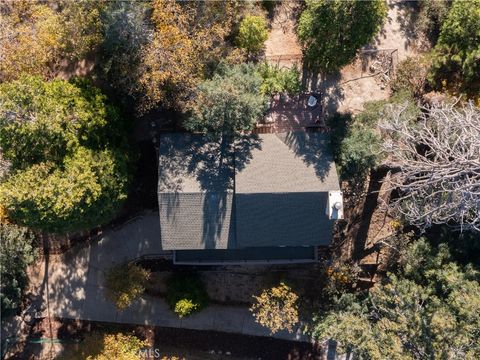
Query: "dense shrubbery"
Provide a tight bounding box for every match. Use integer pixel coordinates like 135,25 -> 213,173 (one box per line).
314,239 -> 480,359
105,263 -> 150,310
0,224 -> 36,316
329,91 -> 418,185
323,262 -> 361,298
413,0 -> 451,44
237,15 -> 269,57
430,0 -> 480,93
0,76 -> 130,233
298,0 -> 387,72
391,56 -> 431,97
258,63 -> 301,96
166,272 -> 208,318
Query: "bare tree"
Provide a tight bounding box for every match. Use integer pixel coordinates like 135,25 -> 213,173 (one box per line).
380,101 -> 480,232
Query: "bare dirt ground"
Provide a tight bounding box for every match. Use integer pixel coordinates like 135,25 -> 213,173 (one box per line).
264,1 -> 302,69
264,1 -> 423,115
320,0 -> 423,115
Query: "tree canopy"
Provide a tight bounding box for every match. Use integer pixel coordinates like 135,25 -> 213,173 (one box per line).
0,0 -> 104,81
237,15 -> 269,57
0,76 -> 116,169
1,148 -> 128,233
430,0 -> 480,92
314,239 -> 480,359
136,0 -> 246,113
185,63 -> 267,137
250,282 -> 299,334
297,0 -> 387,72
99,1 -> 151,102
0,2 -> 64,81
0,224 -> 36,316
0,76 -> 129,233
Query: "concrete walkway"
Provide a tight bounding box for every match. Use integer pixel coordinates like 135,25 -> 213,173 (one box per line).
29,212 -> 309,342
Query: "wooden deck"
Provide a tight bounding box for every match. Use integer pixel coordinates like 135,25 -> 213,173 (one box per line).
256,93 -> 329,133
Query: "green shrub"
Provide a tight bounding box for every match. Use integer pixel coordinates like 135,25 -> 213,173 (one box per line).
259,64 -> 301,96
391,56 -> 431,98
237,15 -> 269,56
338,127 -> 381,181
430,0 -> 480,93
328,91 -> 419,185
0,223 -> 36,316
174,299 -> 198,318
105,263 -> 150,310
167,272 -> 208,318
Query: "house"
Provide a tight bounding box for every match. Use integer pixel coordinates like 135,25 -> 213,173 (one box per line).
157,132 -> 342,265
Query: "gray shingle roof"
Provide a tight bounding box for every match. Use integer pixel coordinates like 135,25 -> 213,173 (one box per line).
235,192 -> 333,247
158,132 -> 340,250
159,193 -> 235,250
158,133 -> 234,193
235,132 -> 340,193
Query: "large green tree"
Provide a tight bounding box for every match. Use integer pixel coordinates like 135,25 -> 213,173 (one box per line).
0,76 -> 129,233
314,239 -> 480,359
0,76 -> 114,169
298,0 -> 387,72
185,63 -> 267,136
0,148 -> 128,233
430,0 -> 480,92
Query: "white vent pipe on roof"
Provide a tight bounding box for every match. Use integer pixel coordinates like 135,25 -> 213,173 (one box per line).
326,190 -> 344,220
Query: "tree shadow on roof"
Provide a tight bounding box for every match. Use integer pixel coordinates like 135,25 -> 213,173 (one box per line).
280,132 -> 334,182
158,133 -> 262,249
158,133 -> 262,193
